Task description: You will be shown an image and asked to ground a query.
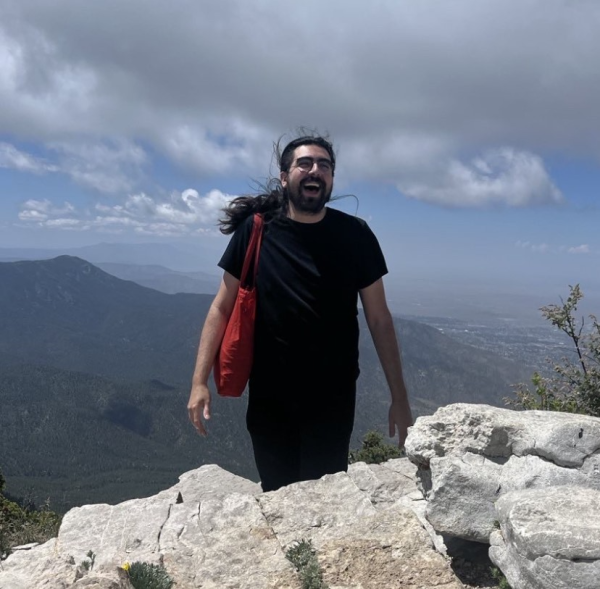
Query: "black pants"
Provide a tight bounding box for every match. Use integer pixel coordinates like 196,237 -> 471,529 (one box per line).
247,379 -> 356,492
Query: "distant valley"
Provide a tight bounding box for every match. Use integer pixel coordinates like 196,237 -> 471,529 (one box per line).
0,256 -> 534,512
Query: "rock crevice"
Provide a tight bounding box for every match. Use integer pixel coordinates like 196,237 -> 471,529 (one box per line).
156,504 -> 172,553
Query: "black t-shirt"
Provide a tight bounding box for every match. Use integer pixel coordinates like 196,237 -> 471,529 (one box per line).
218,207 -> 388,386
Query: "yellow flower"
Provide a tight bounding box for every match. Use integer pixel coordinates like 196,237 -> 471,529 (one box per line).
121,562 -> 131,572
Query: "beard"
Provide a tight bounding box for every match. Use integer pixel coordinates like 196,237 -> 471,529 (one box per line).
284,178 -> 332,215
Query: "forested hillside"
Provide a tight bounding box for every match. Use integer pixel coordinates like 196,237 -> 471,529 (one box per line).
0,365 -> 253,512
0,256 -> 532,511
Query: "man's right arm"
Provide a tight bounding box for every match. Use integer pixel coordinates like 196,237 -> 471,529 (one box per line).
187,271 -> 240,436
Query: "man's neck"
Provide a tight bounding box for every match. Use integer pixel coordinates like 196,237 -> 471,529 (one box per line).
287,205 -> 327,224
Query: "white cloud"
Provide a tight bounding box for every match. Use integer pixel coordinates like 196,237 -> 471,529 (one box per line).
94,189 -> 231,226
340,132 -> 452,184
134,222 -> 194,237
45,218 -> 83,229
17,190 -> 234,236
398,149 -> 564,208
568,244 -> 590,254
0,143 -> 58,174
18,199 -> 75,222
50,140 -> 147,194
161,122 -> 271,176
532,243 -> 551,254
18,208 -> 47,222
516,241 -> 593,255
1,140 -> 147,194
515,241 -> 551,254
1,0 -> 598,197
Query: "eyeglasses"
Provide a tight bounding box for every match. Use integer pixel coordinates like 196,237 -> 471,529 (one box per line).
293,157 -> 334,173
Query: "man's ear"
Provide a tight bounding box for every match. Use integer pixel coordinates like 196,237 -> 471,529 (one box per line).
280,171 -> 288,188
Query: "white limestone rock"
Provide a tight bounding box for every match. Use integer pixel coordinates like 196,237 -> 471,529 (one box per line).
259,470 -> 461,588
0,460 -> 461,589
406,403 -> 600,469
405,403 -> 600,542
347,459 -> 419,509
0,538 -> 84,589
424,453 -> 503,543
347,459 -> 447,555
258,471 -> 378,549
489,486 -> 600,589
1,466 -> 294,589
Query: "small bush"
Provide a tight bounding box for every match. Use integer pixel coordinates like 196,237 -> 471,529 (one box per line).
509,284 -> 600,416
491,566 -> 511,589
81,550 -> 96,571
127,561 -> 174,589
0,469 -> 61,559
349,430 -> 403,465
286,539 -> 328,589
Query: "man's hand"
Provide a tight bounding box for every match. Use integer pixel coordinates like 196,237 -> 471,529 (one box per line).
388,399 -> 413,448
187,383 -> 211,436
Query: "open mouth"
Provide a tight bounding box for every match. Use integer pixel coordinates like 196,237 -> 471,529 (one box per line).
302,181 -> 323,196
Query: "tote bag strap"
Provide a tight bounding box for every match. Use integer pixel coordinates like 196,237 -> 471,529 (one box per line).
239,213 -> 264,289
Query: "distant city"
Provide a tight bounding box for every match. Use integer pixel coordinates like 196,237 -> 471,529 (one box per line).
411,315 -> 570,375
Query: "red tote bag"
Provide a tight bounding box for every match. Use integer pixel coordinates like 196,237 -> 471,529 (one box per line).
214,213 -> 264,397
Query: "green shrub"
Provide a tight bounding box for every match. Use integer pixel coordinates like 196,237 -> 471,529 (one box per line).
491,566 -> 512,589
509,285 -> 600,416
286,539 -> 328,589
0,469 -> 61,558
349,430 -> 404,465
126,561 -> 174,589
81,550 -> 96,571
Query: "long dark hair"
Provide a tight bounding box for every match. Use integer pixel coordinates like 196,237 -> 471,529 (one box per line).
219,134 -> 336,235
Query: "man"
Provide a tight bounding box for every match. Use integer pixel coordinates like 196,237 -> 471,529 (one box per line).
188,134 -> 412,492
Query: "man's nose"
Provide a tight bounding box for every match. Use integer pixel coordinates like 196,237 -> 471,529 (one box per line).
308,162 -> 321,175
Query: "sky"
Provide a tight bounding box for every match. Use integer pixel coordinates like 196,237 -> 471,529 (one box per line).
1,0 -> 599,319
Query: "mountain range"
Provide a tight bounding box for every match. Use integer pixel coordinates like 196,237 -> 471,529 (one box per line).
0,256 -> 532,512
95,262 -> 220,296
0,242 -> 216,272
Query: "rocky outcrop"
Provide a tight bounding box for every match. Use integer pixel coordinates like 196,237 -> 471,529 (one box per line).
405,403 -> 600,589
8,402 -> 600,589
0,462 -> 461,589
405,403 -> 600,542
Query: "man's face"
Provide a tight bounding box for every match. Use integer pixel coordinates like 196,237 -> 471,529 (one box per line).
280,144 -> 334,215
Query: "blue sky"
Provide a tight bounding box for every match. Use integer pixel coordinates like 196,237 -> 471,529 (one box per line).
1,0 -> 599,317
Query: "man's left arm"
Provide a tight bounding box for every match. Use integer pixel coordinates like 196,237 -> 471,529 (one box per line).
359,278 -> 413,447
